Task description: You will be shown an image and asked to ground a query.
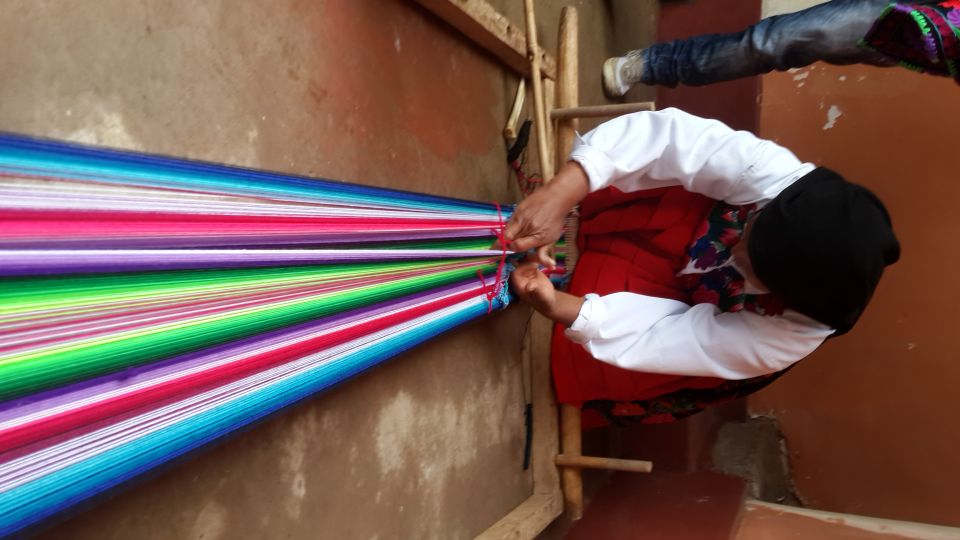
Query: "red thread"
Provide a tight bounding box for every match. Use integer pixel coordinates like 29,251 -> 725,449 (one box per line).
510,159 -> 542,196
477,202 -> 510,314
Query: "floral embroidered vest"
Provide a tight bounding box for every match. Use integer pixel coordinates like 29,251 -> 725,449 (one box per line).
582,201 -> 793,426
678,202 -> 784,315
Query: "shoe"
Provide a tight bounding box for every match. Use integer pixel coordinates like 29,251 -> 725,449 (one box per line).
602,51 -> 644,98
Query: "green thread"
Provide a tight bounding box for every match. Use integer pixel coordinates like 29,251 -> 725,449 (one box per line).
0,260 -> 498,400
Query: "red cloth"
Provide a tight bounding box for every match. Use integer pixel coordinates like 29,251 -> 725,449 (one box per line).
552,186 -> 728,405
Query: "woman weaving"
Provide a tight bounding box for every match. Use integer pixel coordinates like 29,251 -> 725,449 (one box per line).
505,108 -> 900,427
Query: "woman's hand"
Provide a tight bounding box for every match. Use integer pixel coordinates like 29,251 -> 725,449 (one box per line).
502,161 -> 590,268
510,261 -> 558,315
510,261 -> 585,326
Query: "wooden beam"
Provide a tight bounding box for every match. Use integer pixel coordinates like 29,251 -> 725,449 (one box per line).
551,102 -> 656,121
413,0 -> 557,80
475,492 -> 563,540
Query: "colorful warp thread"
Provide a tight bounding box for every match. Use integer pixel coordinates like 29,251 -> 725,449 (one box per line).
0,133 -> 558,535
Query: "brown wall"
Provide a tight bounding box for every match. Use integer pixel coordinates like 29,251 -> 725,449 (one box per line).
752,64 -> 960,526
656,0 -> 761,131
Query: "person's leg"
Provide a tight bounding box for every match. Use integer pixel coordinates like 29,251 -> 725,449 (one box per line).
604,0 -> 894,95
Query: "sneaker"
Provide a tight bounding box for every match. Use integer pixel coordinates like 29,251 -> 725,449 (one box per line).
602,51 -> 644,98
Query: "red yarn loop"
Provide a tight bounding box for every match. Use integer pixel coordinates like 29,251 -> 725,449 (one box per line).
476,202 -> 509,314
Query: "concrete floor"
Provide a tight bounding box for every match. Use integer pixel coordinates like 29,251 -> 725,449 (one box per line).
0,1 -> 651,538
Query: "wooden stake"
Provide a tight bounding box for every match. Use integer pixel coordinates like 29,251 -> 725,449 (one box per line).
523,0 -> 553,181
556,454 -> 654,473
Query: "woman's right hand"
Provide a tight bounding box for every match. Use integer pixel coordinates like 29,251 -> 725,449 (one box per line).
502,161 -> 590,268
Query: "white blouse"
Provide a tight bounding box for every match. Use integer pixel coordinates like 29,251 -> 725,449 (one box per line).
564,108 -> 834,380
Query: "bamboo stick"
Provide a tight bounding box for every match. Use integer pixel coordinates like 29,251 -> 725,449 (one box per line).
522,0 -> 553,181
503,79 -> 526,142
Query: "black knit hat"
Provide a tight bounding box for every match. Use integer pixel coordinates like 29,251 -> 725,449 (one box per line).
748,168 -> 900,334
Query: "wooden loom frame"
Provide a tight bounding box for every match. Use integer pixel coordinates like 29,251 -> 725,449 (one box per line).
412,1 -> 656,537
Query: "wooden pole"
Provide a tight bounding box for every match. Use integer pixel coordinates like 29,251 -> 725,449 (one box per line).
522,0 -> 553,181
556,454 -> 654,473
551,102 -> 656,121
554,5 -> 585,522
543,78 -> 556,167
559,404 -> 583,520
555,6 -> 578,172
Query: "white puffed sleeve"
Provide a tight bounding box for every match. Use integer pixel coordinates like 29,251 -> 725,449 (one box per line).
569,108 -> 815,205
565,292 -> 834,379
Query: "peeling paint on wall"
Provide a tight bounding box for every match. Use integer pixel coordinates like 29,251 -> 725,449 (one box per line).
762,0 -> 828,18
822,105 -> 842,130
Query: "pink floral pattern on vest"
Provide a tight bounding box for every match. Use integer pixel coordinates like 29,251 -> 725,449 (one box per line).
582,202 -> 791,426
679,201 -> 784,315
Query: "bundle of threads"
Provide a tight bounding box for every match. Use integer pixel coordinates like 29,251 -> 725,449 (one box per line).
0,133 -> 568,534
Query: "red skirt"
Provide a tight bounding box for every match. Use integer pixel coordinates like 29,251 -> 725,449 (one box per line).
551,186 -> 728,406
